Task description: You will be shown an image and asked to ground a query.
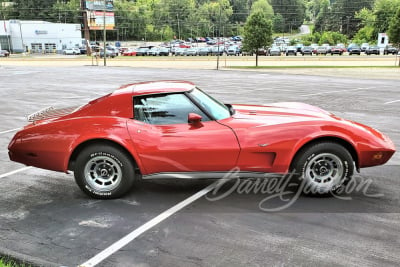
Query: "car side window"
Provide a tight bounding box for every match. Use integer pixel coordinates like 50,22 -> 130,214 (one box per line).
134,93 -> 209,125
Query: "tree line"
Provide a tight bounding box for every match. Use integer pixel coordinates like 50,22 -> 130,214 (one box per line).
0,0 -> 399,44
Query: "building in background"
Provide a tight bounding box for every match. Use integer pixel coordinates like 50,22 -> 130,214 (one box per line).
0,20 -> 82,53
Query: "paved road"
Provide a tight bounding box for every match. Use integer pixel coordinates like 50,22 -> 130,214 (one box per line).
0,66 -> 399,267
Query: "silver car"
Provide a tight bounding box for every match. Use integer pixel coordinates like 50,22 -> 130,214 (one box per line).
269,47 -> 281,56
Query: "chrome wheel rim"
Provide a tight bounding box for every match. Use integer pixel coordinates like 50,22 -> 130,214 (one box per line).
304,153 -> 344,190
84,156 -> 122,192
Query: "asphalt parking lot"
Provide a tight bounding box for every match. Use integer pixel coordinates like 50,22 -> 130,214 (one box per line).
0,65 -> 399,267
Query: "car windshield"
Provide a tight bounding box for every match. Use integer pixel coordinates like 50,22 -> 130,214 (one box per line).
189,88 -> 231,120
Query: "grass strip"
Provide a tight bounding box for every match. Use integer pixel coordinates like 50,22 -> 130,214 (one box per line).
0,256 -> 32,267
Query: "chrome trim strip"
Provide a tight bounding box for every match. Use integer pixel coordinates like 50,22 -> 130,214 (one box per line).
142,171 -> 272,180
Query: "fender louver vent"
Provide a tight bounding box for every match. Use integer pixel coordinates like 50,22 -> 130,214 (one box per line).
27,106 -> 81,123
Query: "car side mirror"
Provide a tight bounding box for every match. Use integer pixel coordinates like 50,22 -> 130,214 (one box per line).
188,113 -> 202,125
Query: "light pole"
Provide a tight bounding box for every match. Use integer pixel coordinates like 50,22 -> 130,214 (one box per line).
217,7 -> 222,70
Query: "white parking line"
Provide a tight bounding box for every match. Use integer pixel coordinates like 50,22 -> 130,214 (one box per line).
0,166 -> 32,179
79,180 -> 219,267
0,127 -> 22,135
384,99 -> 400,105
301,88 -> 367,97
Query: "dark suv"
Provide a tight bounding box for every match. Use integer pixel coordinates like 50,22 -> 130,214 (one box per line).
285,46 -> 297,56
301,46 -> 313,55
383,45 -> 398,55
348,45 -> 361,55
365,46 -> 380,55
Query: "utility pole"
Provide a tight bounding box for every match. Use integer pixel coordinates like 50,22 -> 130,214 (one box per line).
81,0 -> 91,55
177,13 -> 181,40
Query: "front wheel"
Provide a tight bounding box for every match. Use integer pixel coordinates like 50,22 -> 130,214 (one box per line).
74,145 -> 135,199
291,142 -> 354,194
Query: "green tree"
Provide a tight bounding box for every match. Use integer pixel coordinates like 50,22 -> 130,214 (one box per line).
327,0 -> 373,37
372,0 -> 400,37
0,0 -> 14,19
352,8 -> 375,44
230,0 -> 249,23
11,0 -> 58,21
388,7 -> 400,45
271,0 -> 305,33
313,0 -> 330,32
161,0 -> 196,39
250,0 -> 274,20
197,0 -> 233,37
272,13 -> 284,33
319,31 -> 347,45
52,0 -> 80,24
242,11 -> 273,66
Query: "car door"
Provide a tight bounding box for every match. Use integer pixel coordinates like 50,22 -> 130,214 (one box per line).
127,92 -> 240,175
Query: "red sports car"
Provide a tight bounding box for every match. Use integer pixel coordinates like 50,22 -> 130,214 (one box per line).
8,81 -> 395,199
122,48 -> 137,56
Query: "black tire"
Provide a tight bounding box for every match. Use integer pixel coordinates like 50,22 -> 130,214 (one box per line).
291,142 -> 354,195
74,145 -> 135,199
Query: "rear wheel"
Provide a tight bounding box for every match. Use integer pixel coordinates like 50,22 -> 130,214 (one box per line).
291,142 -> 354,194
74,145 -> 135,199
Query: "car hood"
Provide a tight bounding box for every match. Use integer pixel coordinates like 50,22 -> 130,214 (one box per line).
228,102 -> 334,127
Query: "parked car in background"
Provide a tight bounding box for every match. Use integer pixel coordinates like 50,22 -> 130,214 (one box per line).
99,48 -> 116,58
285,46 -> 297,56
336,43 -> 347,53
186,47 -> 198,56
122,48 -> 137,56
361,43 -> 369,52
63,48 -> 81,55
257,48 -> 268,56
79,47 -> 87,55
365,46 -> 380,55
241,50 -> 254,56
321,44 -> 331,54
348,45 -> 361,55
179,43 -> 191,48
174,47 -> 186,56
310,43 -> 319,52
158,47 -> 169,56
206,39 -> 217,45
269,47 -> 281,56
226,46 -> 240,56
347,43 -> 358,53
383,45 -> 398,55
315,46 -> 327,55
198,47 -> 211,56
295,43 -> 304,52
210,46 -> 223,56
330,46 -> 343,55
106,46 -> 119,56
136,47 -> 149,56
301,46 -> 313,55
148,47 -> 161,56
0,49 -> 10,57
231,36 -> 242,41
